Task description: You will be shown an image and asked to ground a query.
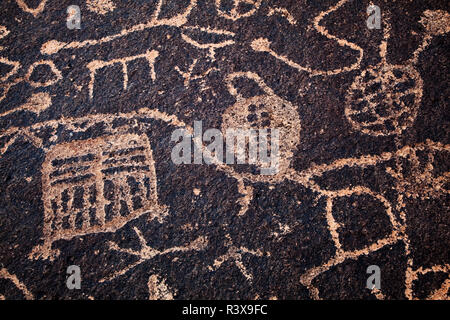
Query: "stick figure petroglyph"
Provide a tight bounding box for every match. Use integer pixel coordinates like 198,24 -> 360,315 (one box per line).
101,227 -> 208,283
208,234 -> 264,283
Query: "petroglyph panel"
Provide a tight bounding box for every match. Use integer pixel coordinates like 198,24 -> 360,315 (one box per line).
0,0 -> 448,300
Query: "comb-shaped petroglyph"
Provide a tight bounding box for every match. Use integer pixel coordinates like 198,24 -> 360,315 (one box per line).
251,0 -> 363,76
0,268 -> 34,300
1,104 -> 447,297
148,274 -> 175,300
215,0 -> 262,21
345,10 -> 449,136
100,226 -> 208,282
86,50 -> 159,100
15,0 -> 48,17
41,0 -> 198,55
30,132 -> 166,261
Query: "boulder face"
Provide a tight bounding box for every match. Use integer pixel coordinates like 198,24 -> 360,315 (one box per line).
0,0 -> 449,301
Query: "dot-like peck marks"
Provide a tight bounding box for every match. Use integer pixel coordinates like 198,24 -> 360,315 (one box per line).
222,72 -> 301,182
345,63 -> 423,136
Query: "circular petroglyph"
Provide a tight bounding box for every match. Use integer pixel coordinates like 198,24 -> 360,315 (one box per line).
345,63 -> 423,136
26,60 -> 62,88
221,72 -> 300,182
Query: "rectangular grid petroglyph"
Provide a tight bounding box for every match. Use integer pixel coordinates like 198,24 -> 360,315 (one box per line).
41,133 -> 158,242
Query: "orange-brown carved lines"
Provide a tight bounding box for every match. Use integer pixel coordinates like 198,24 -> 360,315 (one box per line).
267,7 -> 297,25
386,146 -> 449,201
251,0 -> 363,76
0,26 -> 10,51
0,107 -> 187,153
411,10 -> 450,65
0,59 -> 61,103
86,0 -> 116,15
345,10 -> 449,136
87,50 -> 159,100
148,274 -> 175,300
181,26 -> 236,59
215,0 -> 262,21
294,141 -> 449,299
100,227 -> 208,282
175,58 -> 219,88
0,57 -> 20,82
406,264 -> 450,300
208,235 -> 264,282
30,132 -> 167,261
41,0 -> 198,55
16,0 -> 48,17
300,188 -> 400,299
221,72 -> 301,184
0,268 -> 33,300
0,92 -> 52,118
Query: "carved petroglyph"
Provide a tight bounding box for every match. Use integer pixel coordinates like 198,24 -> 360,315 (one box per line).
215,0 -> 262,21
41,0 -> 198,55
0,57 -> 20,82
406,264 -> 450,300
148,274 -> 175,300
0,268 -> 33,300
0,26 -> 8,39
221,72 -> 301,183
0,25 -> 9,50
26,60 -> 62,88
251,0 -> 363,76
30,133 -> 166,260
267,7 -> 297,25
16,0 -> 48,17
175,59 -> 219,88
101,227 -> 208,282
0,59 -> 61,102
345,10 -> 449,136
0,92 -> 51,117
87,50 -> 159,99
86,0 -> 116,15
292,141 -> 450,299
181,26 -> 236,59
208,235 -> 264,282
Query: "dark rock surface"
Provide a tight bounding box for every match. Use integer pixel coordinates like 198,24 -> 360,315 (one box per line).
0,0 -> 448,300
